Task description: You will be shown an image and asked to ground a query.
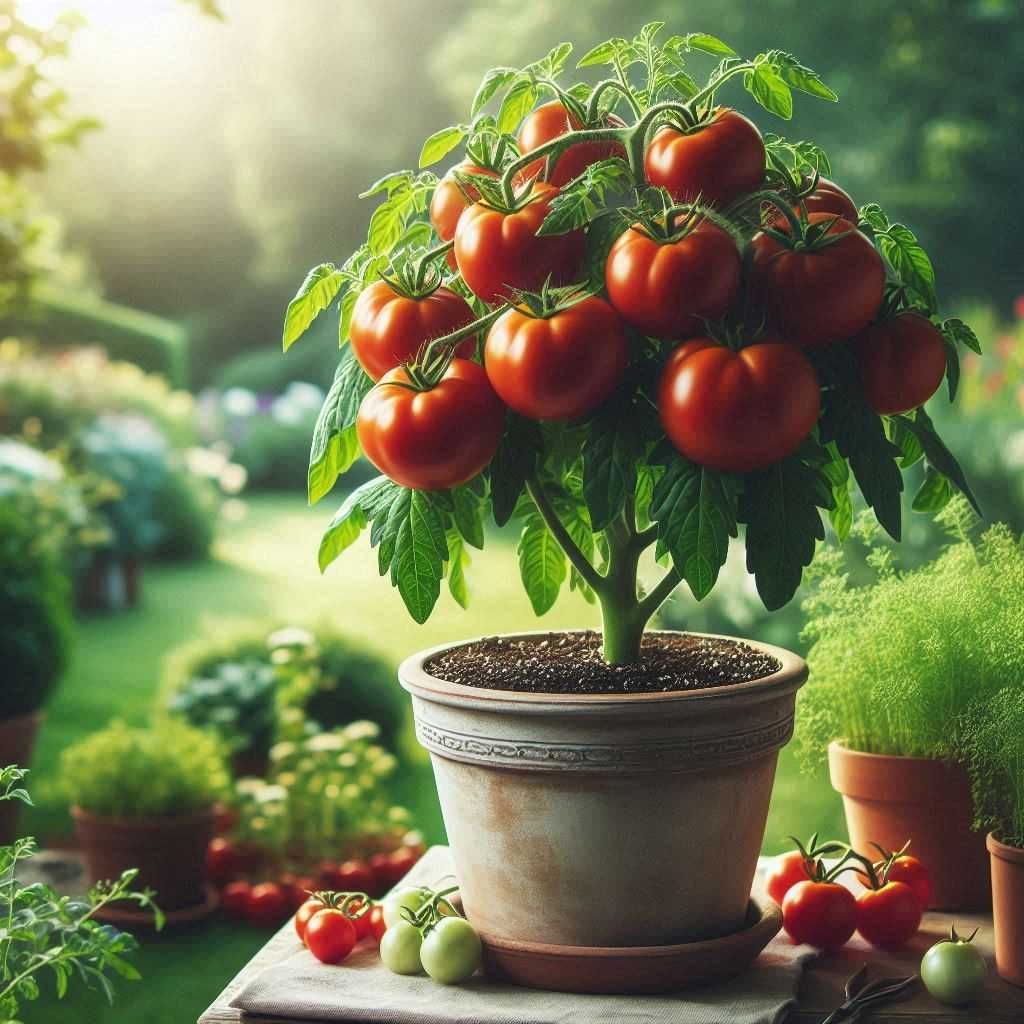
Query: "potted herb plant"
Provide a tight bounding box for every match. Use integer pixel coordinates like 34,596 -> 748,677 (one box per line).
962,679 -> 1024,986
63,720 -> 230,913
284,23 -> 978,973
797,512 -> 1022,910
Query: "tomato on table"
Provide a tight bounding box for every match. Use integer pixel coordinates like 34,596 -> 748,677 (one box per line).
295,896 -> 326,942
921,927 -> 987,1005
305,908 -> 358,964
368,903 -> 387,944
765,850 -> 813,906
430,162 -> 499,271
516,100 -> 626,187
246,882 -> 290,928
357,358 -> 505,491
855,880 -> 922,949
883,852 -> 933,910
658,338 -> 820,473
854,313 -> 947,415
419,916 -> 483,984
644,108 -> 765,207
334,859 -> 375,894
379,919 -> 423,975
381,886 -> 429,929
782,880 -> 857,950
485,296 -> 628,421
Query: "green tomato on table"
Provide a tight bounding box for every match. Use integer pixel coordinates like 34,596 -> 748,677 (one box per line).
381,886 -> 429,929
379,920 -> 423,975
420,916 -> 483,984
920,926 -> 987,1005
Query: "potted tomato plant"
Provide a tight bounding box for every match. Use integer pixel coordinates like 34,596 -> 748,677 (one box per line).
284,23 -> 978,981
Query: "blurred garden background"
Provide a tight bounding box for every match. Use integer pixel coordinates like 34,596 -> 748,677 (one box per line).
1,0 -> 1022,1020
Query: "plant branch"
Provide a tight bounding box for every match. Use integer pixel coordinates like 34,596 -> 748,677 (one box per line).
422,302 -> 510,360
525,476 -> 604,593
636,566 -> 681,622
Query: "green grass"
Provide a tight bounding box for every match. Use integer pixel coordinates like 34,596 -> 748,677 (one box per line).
24,493 -> 842,1023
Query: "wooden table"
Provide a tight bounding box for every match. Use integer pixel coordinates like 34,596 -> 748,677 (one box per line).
199,848 -> 1024,1024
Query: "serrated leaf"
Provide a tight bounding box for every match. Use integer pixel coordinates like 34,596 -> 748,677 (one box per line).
941,316 -> 982,354
318,476 -> 394,573
858,203 -> 889,232
517,512 -> 567,615
740,457 -> 832,610
581,394 -> 642,530
678,32 -> 736,56
912,467 -> 954,513
419,125 -> 466,169
745,64 -> 793,119
391,491 -> 448,623
551,493 -> 596,602
887,416 -> 925,468
537,158 -> 633,236
577,39 -> 624,68
877,223 -> 937,310
282,264 -> 345,351
894,408 -> 981,515
821,442 -> 852,541
771,52 -> 838,101
445,529 -> 470,609
538,41 -> 573,77
489,414 -> 542,527
359,170 -> 413,199
498,78 -> 537,134
470,67 -> 518,117
452,485 -> 485,549
367,193 -> 412,256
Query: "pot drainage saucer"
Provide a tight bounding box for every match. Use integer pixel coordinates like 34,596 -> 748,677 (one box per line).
92,884 -> 220,929
478,898 -> 783,994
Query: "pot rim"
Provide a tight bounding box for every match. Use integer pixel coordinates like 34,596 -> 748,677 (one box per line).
399,629 -> 806,716
827,739 -> 966,767
987,831 -> 1024,864
71,805 -> 216,829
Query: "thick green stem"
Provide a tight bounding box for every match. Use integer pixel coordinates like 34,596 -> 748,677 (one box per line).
597,511 -> 645,665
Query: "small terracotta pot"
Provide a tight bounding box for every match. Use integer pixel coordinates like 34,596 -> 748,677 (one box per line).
0,712 -> 43,845
829,741 -> 990,910
988,833 -> 1024,987
72,806 -> 214,911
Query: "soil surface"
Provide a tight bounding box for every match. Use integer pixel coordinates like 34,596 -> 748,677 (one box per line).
425,632 -> 780,694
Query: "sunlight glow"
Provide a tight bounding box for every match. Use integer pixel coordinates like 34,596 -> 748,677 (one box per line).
17,0 -> 186,30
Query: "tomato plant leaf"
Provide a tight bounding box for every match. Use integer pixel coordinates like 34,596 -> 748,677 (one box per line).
673,32 -> 737,57
943,337 -> 961,401
367,192 -> 413,256
391,490 -> 449,624
940,316 -> 982,355
418,125 -> 466,168
552,492 -> 597,603
740,456 -> 832,610
445,528 -> 470,609
451,484 -> 485,549
582,393 -> 642,531
498,77 -> 538,135
282,264 -> 345,351
745,64 -> 793,120
537,157 -> 633,236
912,467 -> 954,513
318,476 -> 395,573
577,38 -> 628,69
876,222 -> 937,310
359,170 -> 414,200
488,414 -> 542,527
769,51 -> 838,102
470,67 -> 518,117
821,442 -> 853,542
517,507 -> 567,616
894,407 -> 981,515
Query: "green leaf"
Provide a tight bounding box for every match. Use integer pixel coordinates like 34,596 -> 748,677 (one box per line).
791,139 -> 833,177
857,203 -> 889,232
770,52 -> 838,102
535,41 -> 573,78
877,223 -> 937,310
517,511 -> 567,616
821,442 -> 853,541
452,485 -> 485,549
498,78 -> 538,134
584,210 -> 629,285
912,467 -> 954,513
944,338 -> 961,402
282,264 -> 345,351
445,529 -> 470,609
581,393 -> 642,530
887,416 -> 925,468
318,476 -> 394,573
894,408 -> 981,515
470,67 -> 518,117
537,158 -> 633,236
488,414 -> 542,527
676,32 -> 736,57
367,193 -> 413,256
745,64 -> 793,119
740,456 -> 832,610
391,491 -> 448,624
940,316 -> 982,354
648,448 -> 737,601
359,170 -> 413,199
577,38 -> 626,68
418,125 -> 466,169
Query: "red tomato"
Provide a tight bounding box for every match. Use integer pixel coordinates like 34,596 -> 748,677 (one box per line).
658,338 -> 821,473
485,296 -> 628,420
516,101 -> 626,187
798,177 -> 858,222
854,313 -> 947,415
280,874 -> 317,912
368,852 -> 394,893
386,847 -> 421,884
357,357 -> 505,490
430,162 -> 499,270
305,908 -> 358,964
335,859 -> 375,894
317,860 -> 342,889
350,281 -> 477,381
751,213 -> 884,347
884,855 -> 933,910
644,109 -> 765,207
765,851 -> 812,906
369,903 -> 387,943
856,881 -> 923,949
295,896 -> 326,942
221,880 -> 252,920
206,837 -> 241,885
346,897 -> 375,941
604,219 -> 740,339
782,880 -> 857,950
247,882 -> 290,928
454,182 -> 585,303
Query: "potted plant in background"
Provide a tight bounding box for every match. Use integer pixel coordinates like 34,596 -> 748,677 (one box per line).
797,508 -> 1022,909
63,720 -> 229,916
284,23 -> 978,986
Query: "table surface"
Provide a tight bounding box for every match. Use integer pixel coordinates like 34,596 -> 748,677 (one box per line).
199,848 -> 1024,1024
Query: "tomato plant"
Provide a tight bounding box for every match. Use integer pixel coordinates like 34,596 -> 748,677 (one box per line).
305,908 -> 358,964
287,21 -> 979,665
921,926 -> 987,1005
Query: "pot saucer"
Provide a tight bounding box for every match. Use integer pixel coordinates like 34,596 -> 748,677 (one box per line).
92,884 -> 219,929
478,898 -> 783,994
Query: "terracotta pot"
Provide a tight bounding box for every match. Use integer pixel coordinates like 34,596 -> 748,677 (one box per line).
988,833 -> 1024,987
400,631 -> 805,951
0,712 -> 42,845
72,806 -> 214,911
829,741 -> 990,910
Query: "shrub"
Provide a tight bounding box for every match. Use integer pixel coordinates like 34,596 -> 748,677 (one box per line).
150,461 -> 218,561
795,506 -> 1024,771
61,720 -> 230,818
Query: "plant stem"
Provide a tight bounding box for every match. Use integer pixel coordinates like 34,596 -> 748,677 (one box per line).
525,477 -> 603,593
422,302 -> 510,360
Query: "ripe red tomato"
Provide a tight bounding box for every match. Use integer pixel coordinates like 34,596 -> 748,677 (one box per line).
369,903 -> 387,943
658,338 -> 820,473
335,859 -> 375,894
368,851 -> 395,892
884,855 -> 933,910
485,296 -> 628,421
357,357 -> 505,490
454,182 -> 585,303
516,101 -> 626,187
782,880 -> 857,950
386,847 -> 421,884
604,219 -> 740,339
430,162 -> 499,271
765,851 -> 812,906
854,313 -> 947,415
644,109 -> 765,207
798,177 -> 857,222
751,213 -> 884,347
295,896 -> 326,942
281,874 -> 317,912
349,281 -> 477,381
206,837 -> 241,885
305,908 -> 358,964
345,897 -> 375,941
856,881 -> 923,949
247,882 -> 290,928
221,880 -> 252,920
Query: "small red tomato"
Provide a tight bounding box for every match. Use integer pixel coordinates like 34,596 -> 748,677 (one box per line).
782,881 -> 857,950
282,875 -> 318,912
885,855 -> 933,910
206,837 -> 241,885
305,908 -> 358,965
295,897 -> 326,943
369,903 -> 387,943
516,101 -> 626,188
765,851 -> 812,906
335,859 -> 375,894
856,881 -> 923,949
221,880 -> 252,920
386,847 -> 421,883
345,897 -> 374,941
317,860 -> 342,889
430,161 -> 499,271
853,313 -> 948,415
798,177 -> 858,222
247,882 -> 290,928
368,851 -> 394,892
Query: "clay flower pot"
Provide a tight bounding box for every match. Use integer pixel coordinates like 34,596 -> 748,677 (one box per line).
400,631 -> 805,952
0,712 -> 42,845
72,806 -> 214,911
988,833 -> 1024,987
829,742 -> 990,910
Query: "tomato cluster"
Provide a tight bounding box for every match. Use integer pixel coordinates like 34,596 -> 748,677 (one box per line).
351,92 -> 950,493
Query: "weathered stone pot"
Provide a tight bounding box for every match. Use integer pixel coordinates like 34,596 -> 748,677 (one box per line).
399,631 -> 805,950
987,833 -> 1024,987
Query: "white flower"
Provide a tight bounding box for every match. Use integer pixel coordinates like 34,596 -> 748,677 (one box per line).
222,387 -> 258,418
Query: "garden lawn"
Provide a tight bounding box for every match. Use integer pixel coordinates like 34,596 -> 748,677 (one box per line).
25,493 -> 842,1024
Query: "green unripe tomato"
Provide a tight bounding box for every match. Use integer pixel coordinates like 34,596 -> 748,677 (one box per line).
382,886 -> 428,928
419,916 -> 482,984
920,930 -> 987,1005
379,920 -> 423,975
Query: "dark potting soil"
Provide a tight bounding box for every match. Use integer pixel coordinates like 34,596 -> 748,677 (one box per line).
425,632 -> 780,694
